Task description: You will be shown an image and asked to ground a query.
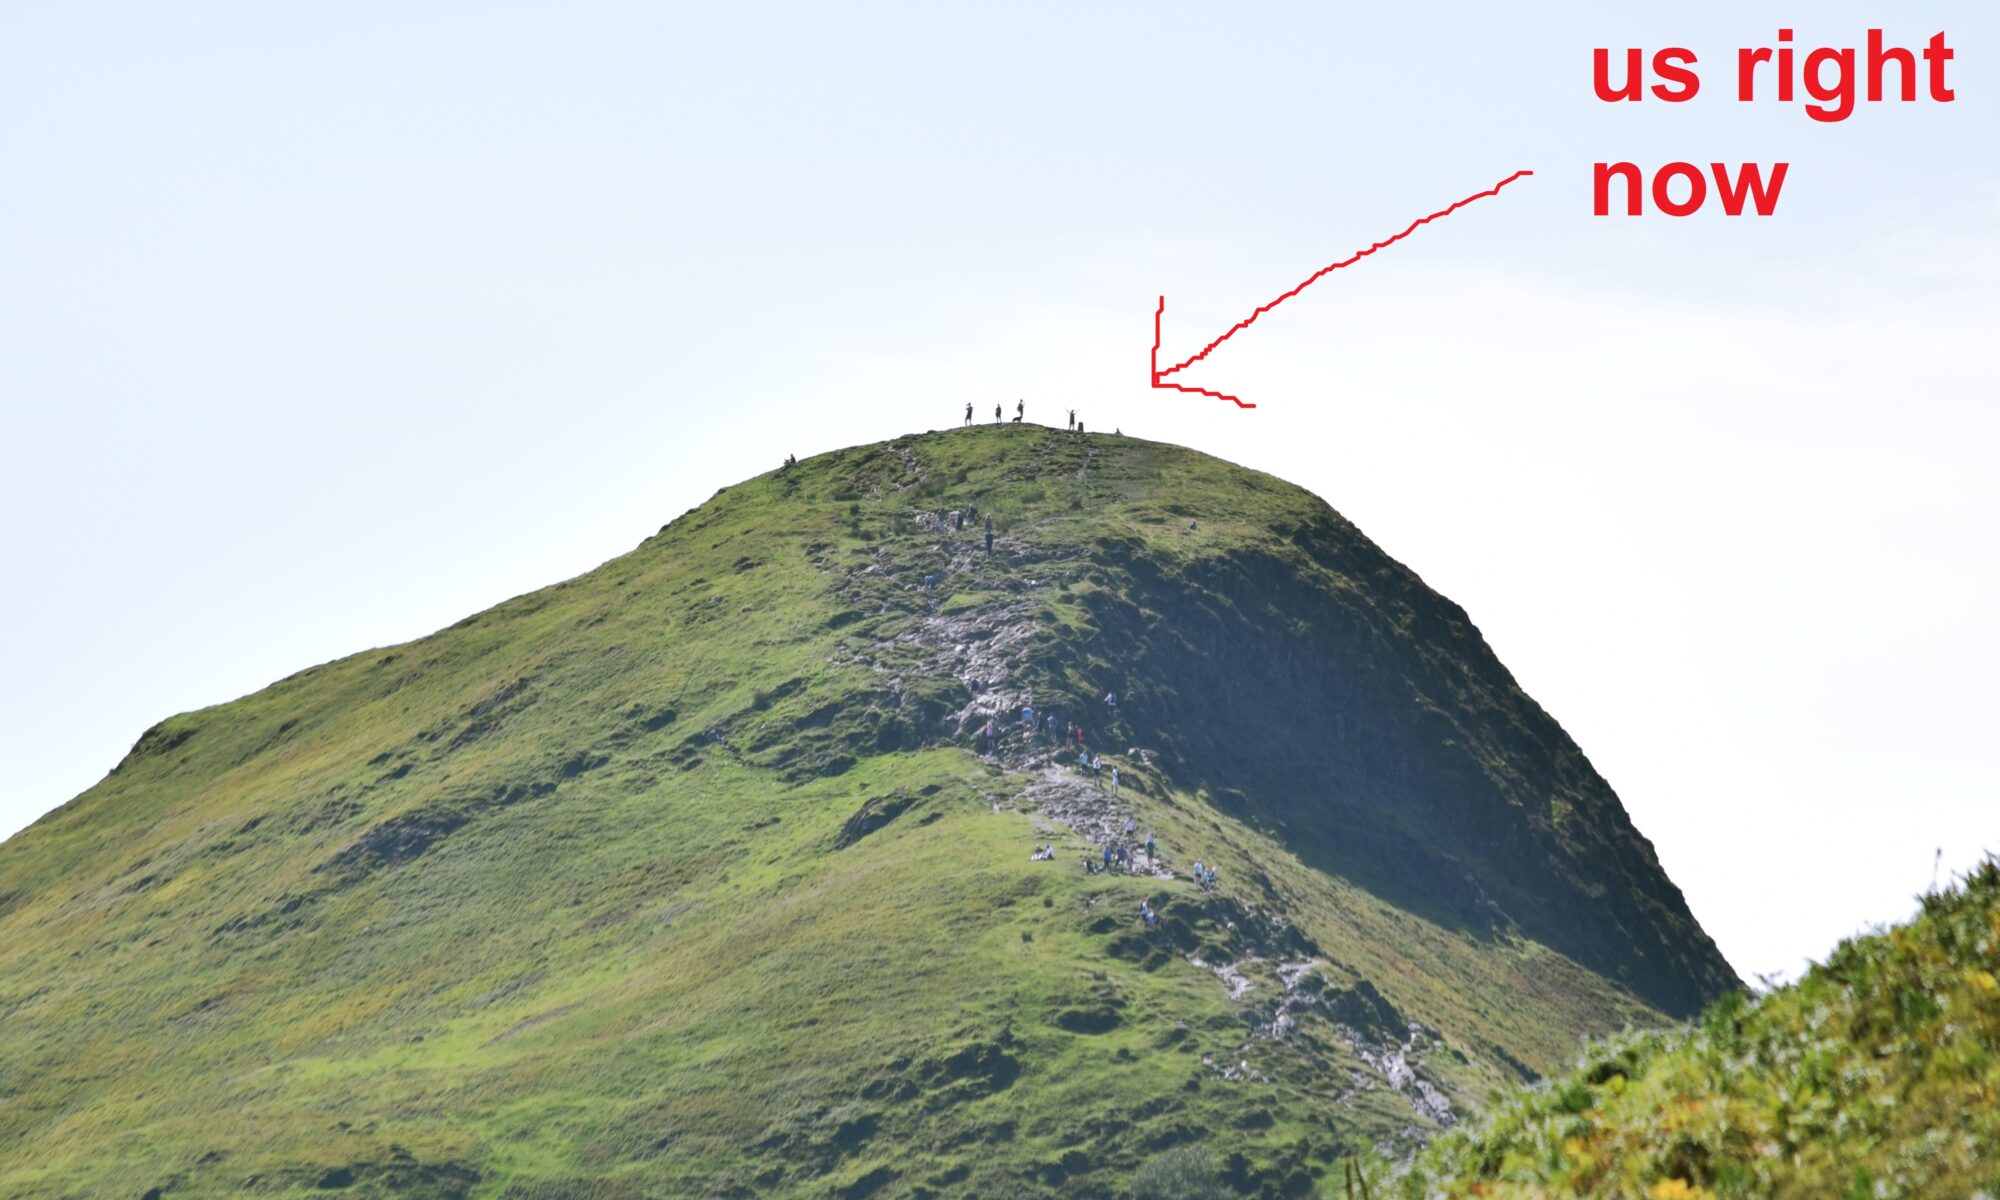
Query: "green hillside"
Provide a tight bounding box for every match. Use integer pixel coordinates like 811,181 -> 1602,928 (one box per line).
0,426 -> 1734,1198
1387,858 -> 2000,1200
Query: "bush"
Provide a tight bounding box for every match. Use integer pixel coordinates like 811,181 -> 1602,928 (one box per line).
1133,1145 -> 1229,1200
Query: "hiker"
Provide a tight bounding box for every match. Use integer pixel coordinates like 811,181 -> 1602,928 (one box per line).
994,403 -> 1002,423
1123,814 -> 1134,838
1015,399 -> 1025,423
1022,702 -> 1035,727
1145,832 -> 1156,861
1104,690 -> 1118,710
1075,724 -> 1086,747
1103,846 -> 1113,871
964,402 -> 974,425
1192,860 -> 1205,886
1091,754 -> 1104,789
984,515 -> 994,556
982,719 -> 996,751
1067,408 -> 1076,430
923,573 -> 936,590
1078,748 -> 1089,773
954,509 -> 964,531
1114,768 -> 1122,799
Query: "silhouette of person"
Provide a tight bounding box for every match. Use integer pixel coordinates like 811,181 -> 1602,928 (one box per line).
993,403 -> 1002,423
964,402 -> 973,425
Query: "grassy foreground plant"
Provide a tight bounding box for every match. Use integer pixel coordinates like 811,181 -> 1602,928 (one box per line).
1386,859 -> 2000,1200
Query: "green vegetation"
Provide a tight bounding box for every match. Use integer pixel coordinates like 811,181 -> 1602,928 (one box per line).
0,427 -> 1732,1197
1134,1146 -> 1229,1200
1389,860 -> 2000,1200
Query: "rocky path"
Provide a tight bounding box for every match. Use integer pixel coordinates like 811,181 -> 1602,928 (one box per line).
835,506 -> 1170,874
828,504 -> 1461,1132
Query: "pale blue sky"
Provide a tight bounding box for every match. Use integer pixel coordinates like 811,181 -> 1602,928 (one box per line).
2,1 -> 1994,981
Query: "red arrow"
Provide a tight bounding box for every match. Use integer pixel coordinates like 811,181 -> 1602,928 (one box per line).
1151,169 -> 1534,410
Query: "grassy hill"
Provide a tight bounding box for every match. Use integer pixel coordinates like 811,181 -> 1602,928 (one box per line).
1386,858 -> 2000,1200
0,426 -> 1735,1198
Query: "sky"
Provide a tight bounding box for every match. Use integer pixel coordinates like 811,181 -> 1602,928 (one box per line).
1,0 -> 1993,984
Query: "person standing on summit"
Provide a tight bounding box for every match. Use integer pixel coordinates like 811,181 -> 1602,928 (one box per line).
964,402 -> 973,426
1015,399 -> 1025,423
994,403 -> 1002,424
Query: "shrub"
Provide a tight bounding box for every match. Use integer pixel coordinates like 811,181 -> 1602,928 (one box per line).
1133,1145 -> 1229,1200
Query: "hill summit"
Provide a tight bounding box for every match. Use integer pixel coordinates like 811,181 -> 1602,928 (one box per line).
0,426 -> 1735,1198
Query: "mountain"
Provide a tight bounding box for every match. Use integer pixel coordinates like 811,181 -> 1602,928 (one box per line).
0,426 -> 1736,1199
1387,858 -> 2000,1200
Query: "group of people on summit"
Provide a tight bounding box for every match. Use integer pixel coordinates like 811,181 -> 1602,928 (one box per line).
792,404 -> 1112,478
963,400 -> 1090,435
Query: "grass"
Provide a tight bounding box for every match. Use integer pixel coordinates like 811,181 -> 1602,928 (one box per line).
1385,859 -> 2000,1200
1,426 -> 1725,1197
